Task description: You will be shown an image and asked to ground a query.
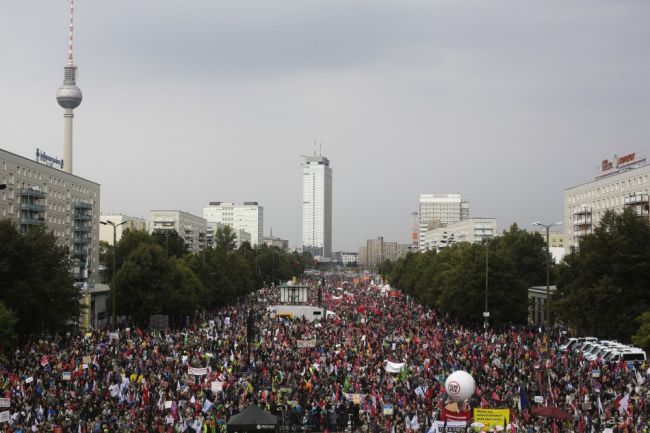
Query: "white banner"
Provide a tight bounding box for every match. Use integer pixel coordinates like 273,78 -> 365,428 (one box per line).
297,339 -> 317,348
109,332 -> 119,340
0,399 -> 9,408
188,366 -> 208,376
427,421 -> 467,433
211,381 -> 223,393
385,361 -> 405,373
0,411 -> 10,423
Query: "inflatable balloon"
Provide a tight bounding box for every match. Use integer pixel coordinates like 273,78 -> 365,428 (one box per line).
445,370 -> 476,402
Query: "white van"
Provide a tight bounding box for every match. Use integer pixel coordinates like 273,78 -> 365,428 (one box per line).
607,349 -> 646,363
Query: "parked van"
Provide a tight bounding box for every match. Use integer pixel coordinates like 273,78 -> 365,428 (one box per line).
607,349 -> 646,363
561,337 -> 597,352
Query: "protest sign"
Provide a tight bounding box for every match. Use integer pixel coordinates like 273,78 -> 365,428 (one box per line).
188,366 -> 208,376
0,411 -> 10,423
62,372 -> 72,381
211,381 -> 223,393
383,404 -> 394,416
0,399 -> 9,408
428,421 -> 467,433
297,339 -> 317,348
473,408 -> 510,431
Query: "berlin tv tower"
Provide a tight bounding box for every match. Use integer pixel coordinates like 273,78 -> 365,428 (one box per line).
56,0 -> 82,174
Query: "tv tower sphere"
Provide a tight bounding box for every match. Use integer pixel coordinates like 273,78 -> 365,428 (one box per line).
56,78 -> 82,109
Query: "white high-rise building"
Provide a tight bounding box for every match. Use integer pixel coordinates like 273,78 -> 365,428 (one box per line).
302,152 -> 332,259
203,202 -> 263,246
417,193 -> 469,251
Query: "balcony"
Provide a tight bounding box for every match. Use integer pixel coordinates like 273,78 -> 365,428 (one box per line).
74,202 -> 92,210
19,202 -> 45,212
573,207 -> 592,216
73,236 -> 91,244
19,188 -> 45,199
74,213 -> 92,221
624,194 -> 649,206
19,217 -> 45,226
573,217 -> 592,226
574,229 -> 591,237
73,225 -> 91,233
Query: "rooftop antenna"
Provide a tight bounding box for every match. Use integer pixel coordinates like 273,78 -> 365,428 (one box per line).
313,140 -> 317,156
319,142 -> 322,156
67,0 -> 75,65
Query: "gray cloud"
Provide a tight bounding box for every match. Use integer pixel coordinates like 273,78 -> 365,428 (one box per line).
1,0 -> 649,250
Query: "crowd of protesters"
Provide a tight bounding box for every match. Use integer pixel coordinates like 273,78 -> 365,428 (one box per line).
0,274 -> 648,433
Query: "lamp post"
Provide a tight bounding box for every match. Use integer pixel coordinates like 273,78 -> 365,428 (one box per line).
100,220 -> 127,329
484,237 -> 490,329
532,221 -> 563,332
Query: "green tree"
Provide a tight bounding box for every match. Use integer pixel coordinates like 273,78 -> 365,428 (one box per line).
0,220 -> 80,338
556,208 -> 650,340
0,301 -> 17,348
215,226 -> 237,252
632,311 -> 650,353
151,229 -> 187,258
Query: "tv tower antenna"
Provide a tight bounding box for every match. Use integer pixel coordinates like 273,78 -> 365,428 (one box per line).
56,0 -> 83,174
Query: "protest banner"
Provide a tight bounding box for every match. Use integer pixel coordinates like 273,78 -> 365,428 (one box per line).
473,408 -> 510,431
62,372 -> 72,381
428,421 -> 467,433
297,339 -> 317,348
385,361 -> 405,373
25,376 -> 33,384
109,332 -> 119,340
83,356 -> 92,364
383,404 -> 394,416
0,399 -> 9,408
188,366 -> 208,376
211,381 -> 223,393
0,411 -> 10,423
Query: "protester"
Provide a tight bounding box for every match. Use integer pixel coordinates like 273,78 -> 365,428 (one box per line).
0,277 -> 646,433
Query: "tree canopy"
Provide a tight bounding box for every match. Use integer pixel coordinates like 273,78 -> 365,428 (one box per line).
555,208 -> 650,341
0,220 -> 81,343
389,224 -> 549,326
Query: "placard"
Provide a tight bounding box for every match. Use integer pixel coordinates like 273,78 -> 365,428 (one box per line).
211,381 -> 223,393
0,411 -> 10,423
429,421 -> 467,433
0,399 -> 9,408
473,408 -> 510,431
383,404 -> 394,416
62,372 -> 72,381
534,396 -> 544,403
188,366 -> 208,376
297,339 -> 317,348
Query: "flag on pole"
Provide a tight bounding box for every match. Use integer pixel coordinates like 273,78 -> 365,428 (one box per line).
40,355 -> 49,367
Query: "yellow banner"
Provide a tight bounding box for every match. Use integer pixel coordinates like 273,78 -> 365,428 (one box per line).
473,408 -> 510,431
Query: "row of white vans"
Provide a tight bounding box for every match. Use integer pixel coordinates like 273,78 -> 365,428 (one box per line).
559,337 -> 647,363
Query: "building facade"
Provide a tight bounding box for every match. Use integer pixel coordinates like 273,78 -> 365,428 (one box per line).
358,237 -> 410,267
417,193 -> 469,251
206,221 -> 251,248
564,152 -> 649,250
99,214 -> 146,244
203,202 -> 263,246
1,147 -> 100,287
148,210 -> 207,253
422,217 -> 497,251
302,153 -> 332,259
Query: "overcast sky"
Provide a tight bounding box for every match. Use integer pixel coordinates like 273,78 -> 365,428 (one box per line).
2,1 -> 649,251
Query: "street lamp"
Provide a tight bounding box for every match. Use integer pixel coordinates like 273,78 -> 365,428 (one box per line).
100,219 -> 127,329
532,221 -> 563,332
484,237 -> 490,329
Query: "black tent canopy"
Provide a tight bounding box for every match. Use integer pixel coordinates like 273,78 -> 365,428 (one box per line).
227,405 -> 279,433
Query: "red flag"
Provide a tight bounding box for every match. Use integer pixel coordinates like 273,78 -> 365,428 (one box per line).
40,355 -> 49,367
